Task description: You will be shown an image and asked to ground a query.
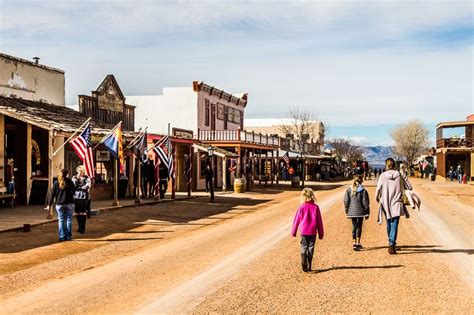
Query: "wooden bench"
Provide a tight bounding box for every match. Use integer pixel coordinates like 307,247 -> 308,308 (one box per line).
0,186 -> 15,208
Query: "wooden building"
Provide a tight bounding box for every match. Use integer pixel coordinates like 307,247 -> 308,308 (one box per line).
436,114 -> 473,182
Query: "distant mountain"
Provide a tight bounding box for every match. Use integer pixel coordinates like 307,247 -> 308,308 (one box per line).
363,146 -> 395,167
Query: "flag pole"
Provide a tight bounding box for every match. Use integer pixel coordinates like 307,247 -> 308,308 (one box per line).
113,158 -> 119,206
135,154 -> 142,204
52,117 -> 91,157
169,123 -> 176,200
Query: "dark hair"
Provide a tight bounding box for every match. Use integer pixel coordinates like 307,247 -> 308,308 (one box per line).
385,158 -> 395,170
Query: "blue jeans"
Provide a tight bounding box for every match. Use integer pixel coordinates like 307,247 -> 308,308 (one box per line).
56,204 -> 74,241
386,216 -> 400,246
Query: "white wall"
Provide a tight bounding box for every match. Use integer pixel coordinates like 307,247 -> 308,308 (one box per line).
0,54 -> 65,106
127,87 -> 198,135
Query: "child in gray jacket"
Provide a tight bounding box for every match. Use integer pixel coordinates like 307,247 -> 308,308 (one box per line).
344,175 -> 370,250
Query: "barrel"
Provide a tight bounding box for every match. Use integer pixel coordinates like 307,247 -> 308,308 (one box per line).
291,176 -> 300,188
234,178 -> 246,193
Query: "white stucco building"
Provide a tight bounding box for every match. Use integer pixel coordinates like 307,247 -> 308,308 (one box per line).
127,81 -> 246,136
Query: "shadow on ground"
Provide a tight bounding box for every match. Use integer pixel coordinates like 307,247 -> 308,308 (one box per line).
314,264 -> 404,274
0,195 -> 271,254
364,244 -> 473,255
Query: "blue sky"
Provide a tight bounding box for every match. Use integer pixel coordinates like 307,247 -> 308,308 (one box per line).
0,0 -> 472,146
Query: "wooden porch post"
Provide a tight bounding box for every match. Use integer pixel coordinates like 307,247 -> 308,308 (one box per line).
222,157 -> 227,191
276,149 -> 279,184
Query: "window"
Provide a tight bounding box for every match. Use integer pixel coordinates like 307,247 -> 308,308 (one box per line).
217,103 -> 225,120
227,107 -> 241,124
205,99 -> 210,126
240,110 -> 244,129
224,106 -> 228,130
211,103 -> 216,130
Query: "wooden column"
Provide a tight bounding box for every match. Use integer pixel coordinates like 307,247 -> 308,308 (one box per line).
222,157 -> 227,191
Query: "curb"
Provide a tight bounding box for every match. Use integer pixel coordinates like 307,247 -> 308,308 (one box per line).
0,196 -> 195,234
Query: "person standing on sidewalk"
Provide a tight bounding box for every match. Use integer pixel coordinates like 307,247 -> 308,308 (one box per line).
291,187 -> 324,272
206,164 -> 214,203
45,169 -> 75,241
72,165 -> 91,234
375,158 -> 412,254
343,175 -> 370,251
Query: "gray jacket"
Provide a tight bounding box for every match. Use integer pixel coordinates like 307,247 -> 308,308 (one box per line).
344,185 -> 370,218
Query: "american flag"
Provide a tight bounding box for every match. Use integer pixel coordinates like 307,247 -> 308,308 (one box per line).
71,122 -> 95,178
282,151 -> 290,165
154,135 -> 174,178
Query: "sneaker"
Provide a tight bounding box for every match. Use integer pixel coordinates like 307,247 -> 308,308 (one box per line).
352,244 -> 359,251
356,243 -> 363,250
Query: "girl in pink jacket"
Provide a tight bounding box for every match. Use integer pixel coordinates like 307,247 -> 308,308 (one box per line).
291,188 -> 324,272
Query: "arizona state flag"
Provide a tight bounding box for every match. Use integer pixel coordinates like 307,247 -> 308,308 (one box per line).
102,122 -> 125,174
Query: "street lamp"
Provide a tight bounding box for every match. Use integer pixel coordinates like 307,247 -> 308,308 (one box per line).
207,145 -> 215,202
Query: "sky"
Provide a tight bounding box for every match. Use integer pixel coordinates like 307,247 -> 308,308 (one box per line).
1,0 -> 472,146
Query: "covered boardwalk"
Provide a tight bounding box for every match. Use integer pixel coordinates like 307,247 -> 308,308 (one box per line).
198,129 -> 280,189
0,96 -> 137,205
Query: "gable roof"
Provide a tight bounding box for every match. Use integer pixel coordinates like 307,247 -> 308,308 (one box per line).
94,75 -> 125,100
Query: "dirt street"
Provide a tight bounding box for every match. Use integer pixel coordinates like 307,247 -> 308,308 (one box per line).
0,180 -> 472,313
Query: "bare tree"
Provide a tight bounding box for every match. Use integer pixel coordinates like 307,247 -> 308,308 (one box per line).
391,120 -> 430,172
329,138 -> 364,165
278,108 -> 322,187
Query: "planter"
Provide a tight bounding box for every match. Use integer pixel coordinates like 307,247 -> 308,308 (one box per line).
234,178 -> 246,193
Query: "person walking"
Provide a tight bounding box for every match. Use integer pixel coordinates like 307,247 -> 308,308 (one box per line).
375,158 -> 412,254
45,169 -> 75,241
72,165 -> 91,234
456,164 -> 463,184
344,175 -> 370,251
291,187 -> 324,272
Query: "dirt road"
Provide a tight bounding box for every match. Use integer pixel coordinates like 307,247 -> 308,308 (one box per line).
0,181 -> 472,313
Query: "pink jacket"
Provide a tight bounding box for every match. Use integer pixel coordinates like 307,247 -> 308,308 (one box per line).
291,201 -> 324,238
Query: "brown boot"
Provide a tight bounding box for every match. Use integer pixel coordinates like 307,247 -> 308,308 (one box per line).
388,245 -> 396,254
301,253 -> 308,272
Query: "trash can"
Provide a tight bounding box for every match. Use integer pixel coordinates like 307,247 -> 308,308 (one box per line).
291,176 -> 300,188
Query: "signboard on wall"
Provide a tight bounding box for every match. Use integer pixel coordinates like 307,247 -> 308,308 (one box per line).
172,128 -> 194,139
96,150 -> 110,162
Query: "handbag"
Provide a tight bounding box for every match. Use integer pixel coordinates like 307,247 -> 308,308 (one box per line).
398,172 -> 410,206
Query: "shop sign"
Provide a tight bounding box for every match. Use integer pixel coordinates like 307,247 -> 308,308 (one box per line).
172,128 -> 194,139
96,150 -> 110,162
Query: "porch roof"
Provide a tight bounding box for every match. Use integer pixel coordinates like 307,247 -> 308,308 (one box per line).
193,144 -> 238,158
0,96 -> 137,138
277,150 -> 323,160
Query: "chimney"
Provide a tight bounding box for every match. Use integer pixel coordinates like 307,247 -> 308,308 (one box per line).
33,57 -> 40,64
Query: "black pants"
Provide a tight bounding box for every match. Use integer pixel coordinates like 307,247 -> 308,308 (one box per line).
351,217 -> 364,240
300,235 -> 316,257
159,180 -> 168,198
75,199 -> 88,233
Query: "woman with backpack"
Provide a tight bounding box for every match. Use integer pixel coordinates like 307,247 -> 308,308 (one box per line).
344,175 -> 370,250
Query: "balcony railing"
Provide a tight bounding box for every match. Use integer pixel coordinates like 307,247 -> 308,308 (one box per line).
436,138 -> 473,149
198,129 -> 280,146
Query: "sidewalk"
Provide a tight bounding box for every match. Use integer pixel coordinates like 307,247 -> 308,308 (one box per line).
0,191 -> 222,233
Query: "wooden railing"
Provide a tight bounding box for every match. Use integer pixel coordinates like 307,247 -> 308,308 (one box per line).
436,138 -> 473,149
198,129 -> 280,146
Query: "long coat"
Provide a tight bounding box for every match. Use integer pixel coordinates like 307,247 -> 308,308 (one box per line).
375,170 -> 412,223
